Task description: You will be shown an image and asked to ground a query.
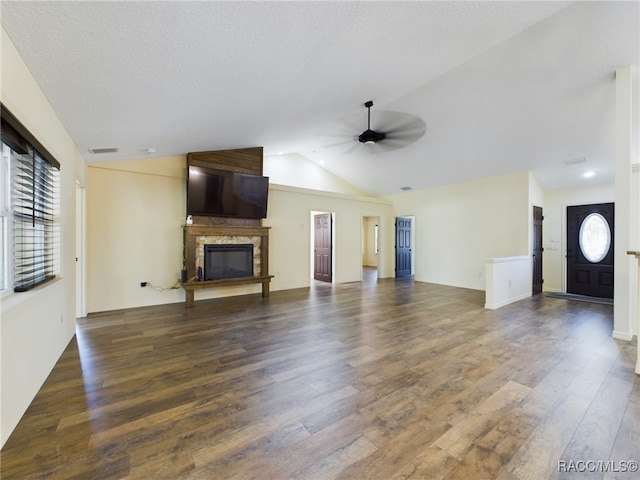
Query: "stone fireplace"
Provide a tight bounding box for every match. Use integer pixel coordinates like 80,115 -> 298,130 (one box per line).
195,235 -> 261,280
203,243 -> 254,280
183,224 -> 272,307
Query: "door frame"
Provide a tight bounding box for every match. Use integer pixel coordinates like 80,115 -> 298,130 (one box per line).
395,215 -> 415,277
561,201 -> 615,294
309,210 -> 335,283
565,202 -> 614,298
362,216 -> 380,269
532,206 -> 543,295
75,181 -> 87,319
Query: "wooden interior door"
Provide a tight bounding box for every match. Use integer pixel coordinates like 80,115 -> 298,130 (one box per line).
566,203 -> 614,298
395,217 -> 412,277
314,213 -> 332,282
532,206 -> 543,295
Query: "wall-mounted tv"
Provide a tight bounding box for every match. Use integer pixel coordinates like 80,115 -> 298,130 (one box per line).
187,165 -> 269,219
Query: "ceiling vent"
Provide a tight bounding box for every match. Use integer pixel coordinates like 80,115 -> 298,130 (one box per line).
400,186 -> 412,191
564,157 -> 587,166
88,147 -> 119,154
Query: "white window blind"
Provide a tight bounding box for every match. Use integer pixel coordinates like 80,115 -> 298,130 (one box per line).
1,104 -> 61,292
0,146 -> 9,292
13,148 -> 60,291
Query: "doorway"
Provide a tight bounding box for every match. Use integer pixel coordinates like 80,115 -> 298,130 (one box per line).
75,182 -> 86,319
313,212 -> 332,283
395,217 -> 413,277
566,203 -> 614,298
532,206 -> 543,295
362,216 -> 379,282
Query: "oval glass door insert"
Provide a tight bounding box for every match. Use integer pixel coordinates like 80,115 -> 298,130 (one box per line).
579,213 -> 611,263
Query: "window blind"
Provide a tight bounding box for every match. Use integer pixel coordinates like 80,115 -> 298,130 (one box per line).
1,105 -> 60,292
13,148 -> 60,291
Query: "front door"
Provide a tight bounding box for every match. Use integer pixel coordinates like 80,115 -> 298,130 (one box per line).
395,217 -> 412,277
532,206 -> 543,295
314,213 -> 332,282
566,203 -> 614,298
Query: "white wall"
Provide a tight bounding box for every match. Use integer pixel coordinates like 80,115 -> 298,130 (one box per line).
542,184 -> 615,293
1,28 -> 87,446
387,171 -> 530,290
485,256 -> 531,309
264,153 -> 370,196
528,172 -> 545,257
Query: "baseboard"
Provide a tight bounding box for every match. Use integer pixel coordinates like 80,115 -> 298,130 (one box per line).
612,330 -> 634,341
543,287 -> 562,293
485,292 -> 531,310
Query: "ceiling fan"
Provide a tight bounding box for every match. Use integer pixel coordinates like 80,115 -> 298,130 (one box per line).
358,101 -> 386,144
319,101 -> 426,154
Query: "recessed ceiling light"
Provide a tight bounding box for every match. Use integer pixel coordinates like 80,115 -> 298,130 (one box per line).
318,159 -> 325,165
583,171 -> 595,178
144,148 -> 156,154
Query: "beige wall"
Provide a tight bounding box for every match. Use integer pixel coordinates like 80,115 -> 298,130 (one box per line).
87,157 -> 186,312
528,172 -> 545,258
86,158 -> 395,311
1,28 -> 87,446
362,217 -> 378,267
267,186 -> 393,290
542,184 -> 615,293
387,171 -> 530,290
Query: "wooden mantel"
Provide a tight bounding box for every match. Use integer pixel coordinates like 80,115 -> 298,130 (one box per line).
182,147 -> 272,307
182,224 -> 272,308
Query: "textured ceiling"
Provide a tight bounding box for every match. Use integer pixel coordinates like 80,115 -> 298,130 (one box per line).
1,1 -> 638,196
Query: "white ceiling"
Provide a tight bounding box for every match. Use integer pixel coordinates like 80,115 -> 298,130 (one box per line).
1,1 -> 638,196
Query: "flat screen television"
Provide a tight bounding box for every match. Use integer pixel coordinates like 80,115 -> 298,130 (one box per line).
187,165 -> 269,218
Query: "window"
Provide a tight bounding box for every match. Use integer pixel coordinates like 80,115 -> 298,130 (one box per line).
374,224 -> 379,255
1,105 -> 61,293
0,145 -> 9,292
579,213 -> 611,263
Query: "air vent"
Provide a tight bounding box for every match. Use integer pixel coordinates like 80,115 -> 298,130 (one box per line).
564,157 -> 586,166
88,147 -> 119,154
400,186 -> 412,191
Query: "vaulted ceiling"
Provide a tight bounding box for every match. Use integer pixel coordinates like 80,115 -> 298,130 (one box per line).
1,1 -> 638,196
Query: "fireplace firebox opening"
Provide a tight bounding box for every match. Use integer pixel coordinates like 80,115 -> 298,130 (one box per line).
204,244 -> 254,280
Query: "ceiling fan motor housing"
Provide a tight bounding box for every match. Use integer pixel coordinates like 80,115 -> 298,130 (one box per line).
359,101 -> 386,144
359,129 -> 386,144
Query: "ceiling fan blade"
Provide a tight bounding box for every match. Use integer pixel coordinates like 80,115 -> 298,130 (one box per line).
342,141 -> 361,154
377,112 -> 425,132
385,124 -> 426,141
322,138 -> 356,149
365,140 -> 403,153
369,111 -> 409,131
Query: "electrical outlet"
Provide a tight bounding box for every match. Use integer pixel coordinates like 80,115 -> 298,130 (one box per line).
140,282 -> 148,287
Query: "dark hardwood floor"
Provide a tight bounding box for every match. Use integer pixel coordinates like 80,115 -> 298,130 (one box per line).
2,278 -> 638,479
